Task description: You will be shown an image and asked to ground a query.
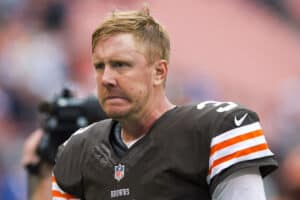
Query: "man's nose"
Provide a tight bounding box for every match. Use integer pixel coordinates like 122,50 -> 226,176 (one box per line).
102,66 -> 117,87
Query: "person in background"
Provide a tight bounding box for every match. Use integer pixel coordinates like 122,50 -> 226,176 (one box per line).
22,129 -> 52,200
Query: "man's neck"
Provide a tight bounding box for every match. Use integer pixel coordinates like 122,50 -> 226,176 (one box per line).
119,99 -> 175,143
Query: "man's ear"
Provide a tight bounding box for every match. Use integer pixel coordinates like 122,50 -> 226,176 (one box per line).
152,60 -> 168,86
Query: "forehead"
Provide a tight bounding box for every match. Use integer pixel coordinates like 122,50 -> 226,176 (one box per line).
92,33 -> 146,61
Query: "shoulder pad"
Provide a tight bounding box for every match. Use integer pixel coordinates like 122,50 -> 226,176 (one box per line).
54,119 -> 113,197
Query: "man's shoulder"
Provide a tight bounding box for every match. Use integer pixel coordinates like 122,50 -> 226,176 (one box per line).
178,100 -> 254,120
62,119 -> 113,147
54,119 -> 114,193
174,101 -> 259,134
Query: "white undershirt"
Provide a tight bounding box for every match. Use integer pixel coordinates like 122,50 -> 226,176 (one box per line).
123,134 -> 145,148
212,167 -> 266,200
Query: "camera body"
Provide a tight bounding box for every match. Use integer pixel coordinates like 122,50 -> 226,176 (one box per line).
37,88 -> 107,164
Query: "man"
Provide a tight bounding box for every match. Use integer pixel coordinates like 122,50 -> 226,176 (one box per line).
52,6 -> 277,200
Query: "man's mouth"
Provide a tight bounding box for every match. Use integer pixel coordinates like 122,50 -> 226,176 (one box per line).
104,96 -> 128,102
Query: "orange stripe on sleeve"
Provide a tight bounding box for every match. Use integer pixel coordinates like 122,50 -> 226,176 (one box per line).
52,176 -> 56,183
210,129 -> 263,156
52,190 -> 76,199
208,143 -> 269,175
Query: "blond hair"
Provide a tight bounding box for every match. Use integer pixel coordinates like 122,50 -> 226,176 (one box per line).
92,6 -> 170,64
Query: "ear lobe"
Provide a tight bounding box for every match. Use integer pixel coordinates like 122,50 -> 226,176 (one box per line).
153,60 -> 168,86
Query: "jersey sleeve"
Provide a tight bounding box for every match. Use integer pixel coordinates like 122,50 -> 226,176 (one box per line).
206,104 -> 278,193
52,174 -> 80,200
53,125 -> 91,198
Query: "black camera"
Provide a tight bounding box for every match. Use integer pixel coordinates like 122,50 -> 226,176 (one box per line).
36,88 -> 107,165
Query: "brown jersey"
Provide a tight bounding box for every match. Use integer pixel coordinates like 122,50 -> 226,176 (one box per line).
54,101 -> 278,200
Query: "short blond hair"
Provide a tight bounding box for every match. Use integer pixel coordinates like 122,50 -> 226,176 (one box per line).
92,6 -> 170,64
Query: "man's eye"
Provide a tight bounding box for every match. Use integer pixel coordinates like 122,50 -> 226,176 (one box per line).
112,62 -> 128,68
94,63 -> 104,69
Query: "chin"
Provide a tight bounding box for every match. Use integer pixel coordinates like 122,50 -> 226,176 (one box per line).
107,113 -> 128,120
104,109 -> 129,120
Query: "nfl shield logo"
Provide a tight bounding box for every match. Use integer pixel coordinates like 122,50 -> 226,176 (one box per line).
114,164 -> 125,181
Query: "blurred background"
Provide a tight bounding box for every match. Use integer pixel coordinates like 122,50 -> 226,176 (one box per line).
0,0 -> 299,199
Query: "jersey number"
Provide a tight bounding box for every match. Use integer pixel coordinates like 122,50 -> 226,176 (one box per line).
197,101 -> 237,112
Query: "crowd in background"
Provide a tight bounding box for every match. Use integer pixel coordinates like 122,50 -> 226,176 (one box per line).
0,0 -> 299,199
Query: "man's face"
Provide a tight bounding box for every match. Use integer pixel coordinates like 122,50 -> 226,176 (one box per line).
92,33 -> 155,119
